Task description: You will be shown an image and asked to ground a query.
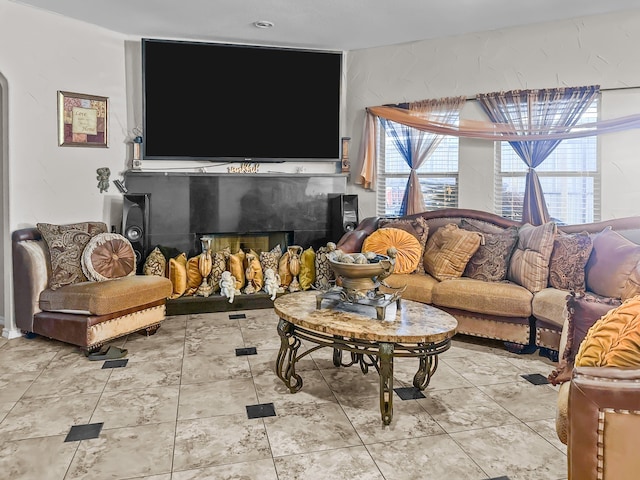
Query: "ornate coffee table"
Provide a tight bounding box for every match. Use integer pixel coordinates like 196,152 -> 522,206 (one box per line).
273,290 -> 457,425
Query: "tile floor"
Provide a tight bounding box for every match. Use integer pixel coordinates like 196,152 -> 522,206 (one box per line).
0,308 -> 567,480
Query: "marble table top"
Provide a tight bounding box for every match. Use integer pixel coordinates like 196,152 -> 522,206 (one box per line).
273,290 -> 457,343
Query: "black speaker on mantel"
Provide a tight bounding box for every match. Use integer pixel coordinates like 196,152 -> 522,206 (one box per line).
330,194 -> 358,242
122,193 -> 149,272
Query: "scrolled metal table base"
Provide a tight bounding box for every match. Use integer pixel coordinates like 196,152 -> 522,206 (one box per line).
275,318 -> 450,425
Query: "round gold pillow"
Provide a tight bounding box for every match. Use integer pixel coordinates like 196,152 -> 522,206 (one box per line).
81,233 -> 136,282
362,227 -> 422,274
575,295 -> 640,367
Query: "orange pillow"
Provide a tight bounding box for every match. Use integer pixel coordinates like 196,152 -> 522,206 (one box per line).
362,227 -> 422,274
575,295 -> 640,367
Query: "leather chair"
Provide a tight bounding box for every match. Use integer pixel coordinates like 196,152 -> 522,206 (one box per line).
568,366 -> 640,480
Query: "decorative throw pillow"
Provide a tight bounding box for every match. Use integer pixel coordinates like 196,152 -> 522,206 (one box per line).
507,222 -> 557,293
278,250 -> 293,288
210,247 -> 230,293
260,244 -> 282,275
185,256 -> 202,296
299,246 -> 316,290
622,261 -> 640,302
378,216 -> 429,273
586,227 -> 640,299
461,220 -> 518,282
575,295 -> 640,367
229,251 -> 246,291
314,245 -> 335,289
143,246 -> 166,276
37,221 -> 108,290
362,227 -> 422,275
563,292 -> 621,365
168,252 -> 188,299
548,232 -> 593,292
244,252 -> 264,294
81,233 -> 136,282
422,223 -> 482,281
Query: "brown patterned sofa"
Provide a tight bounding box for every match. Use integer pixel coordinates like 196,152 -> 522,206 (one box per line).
337,208 -> 640,357
12,224 -> 172,352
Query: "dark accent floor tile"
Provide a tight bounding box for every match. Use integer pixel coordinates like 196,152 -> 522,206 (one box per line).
393,387 -> 426,400
521,373 -> 550,385
235,347 -> 258,356
102,359 -> 129,369
246,403 -> 276,419
64,422 -> 104,442
229,313 -> 246,319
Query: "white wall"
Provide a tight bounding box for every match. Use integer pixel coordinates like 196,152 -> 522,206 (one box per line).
346,10 -> 640,220
0,1 -> 129,232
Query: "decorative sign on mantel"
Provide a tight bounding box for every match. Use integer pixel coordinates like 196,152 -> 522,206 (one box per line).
227,162 -> 260,174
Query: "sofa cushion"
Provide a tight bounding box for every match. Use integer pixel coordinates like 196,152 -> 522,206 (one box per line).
548,232 -> 593,292
362,227 -> 422,274
382,272 -> 439,305
586,227 -> 640,299
532,288 -> 571,329
507,221 -> 557,293
461,220 -> 519,282
37,221 -> 108,290
39,275 -> 172,315
423,223 -> 482,281
81,233 -> 136,282
431,278 -> 533,317
143,246 -> 166,276
575,295 -> 640,367
379,216 -> 429,273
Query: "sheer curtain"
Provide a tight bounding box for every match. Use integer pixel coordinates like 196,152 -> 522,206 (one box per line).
476,86 -> 600,225
373,97 -> 465,215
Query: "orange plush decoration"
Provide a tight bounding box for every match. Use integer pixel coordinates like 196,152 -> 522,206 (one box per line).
362,227 -> 422,274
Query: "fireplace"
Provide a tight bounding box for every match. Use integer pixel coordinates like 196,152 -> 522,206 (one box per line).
123,171 -> 348,258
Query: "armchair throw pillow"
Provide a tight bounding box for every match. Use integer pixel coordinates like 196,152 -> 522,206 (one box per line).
37,221 -> 108,290
507,222 -> 556,293
575,295 -> 640,368
81,232 -> 136,282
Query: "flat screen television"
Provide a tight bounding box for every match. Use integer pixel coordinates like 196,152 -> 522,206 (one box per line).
142,38 -> 343,162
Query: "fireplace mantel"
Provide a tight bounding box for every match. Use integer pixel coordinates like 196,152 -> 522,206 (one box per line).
123,170 -> 348,257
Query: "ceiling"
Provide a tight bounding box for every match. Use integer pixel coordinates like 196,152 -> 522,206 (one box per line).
11,0 -> 640,51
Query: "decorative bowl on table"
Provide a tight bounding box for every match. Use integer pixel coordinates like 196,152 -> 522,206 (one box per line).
326,242 -> 397,293
317,243 -> 404,319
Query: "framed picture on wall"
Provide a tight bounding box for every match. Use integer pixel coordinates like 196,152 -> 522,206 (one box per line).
57,91 -> 108,147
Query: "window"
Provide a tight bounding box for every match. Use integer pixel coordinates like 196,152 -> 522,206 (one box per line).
494,101 -> 599,225
376,120 -> 459,216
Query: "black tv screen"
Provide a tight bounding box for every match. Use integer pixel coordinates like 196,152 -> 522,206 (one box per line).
142,39 -> 342,162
